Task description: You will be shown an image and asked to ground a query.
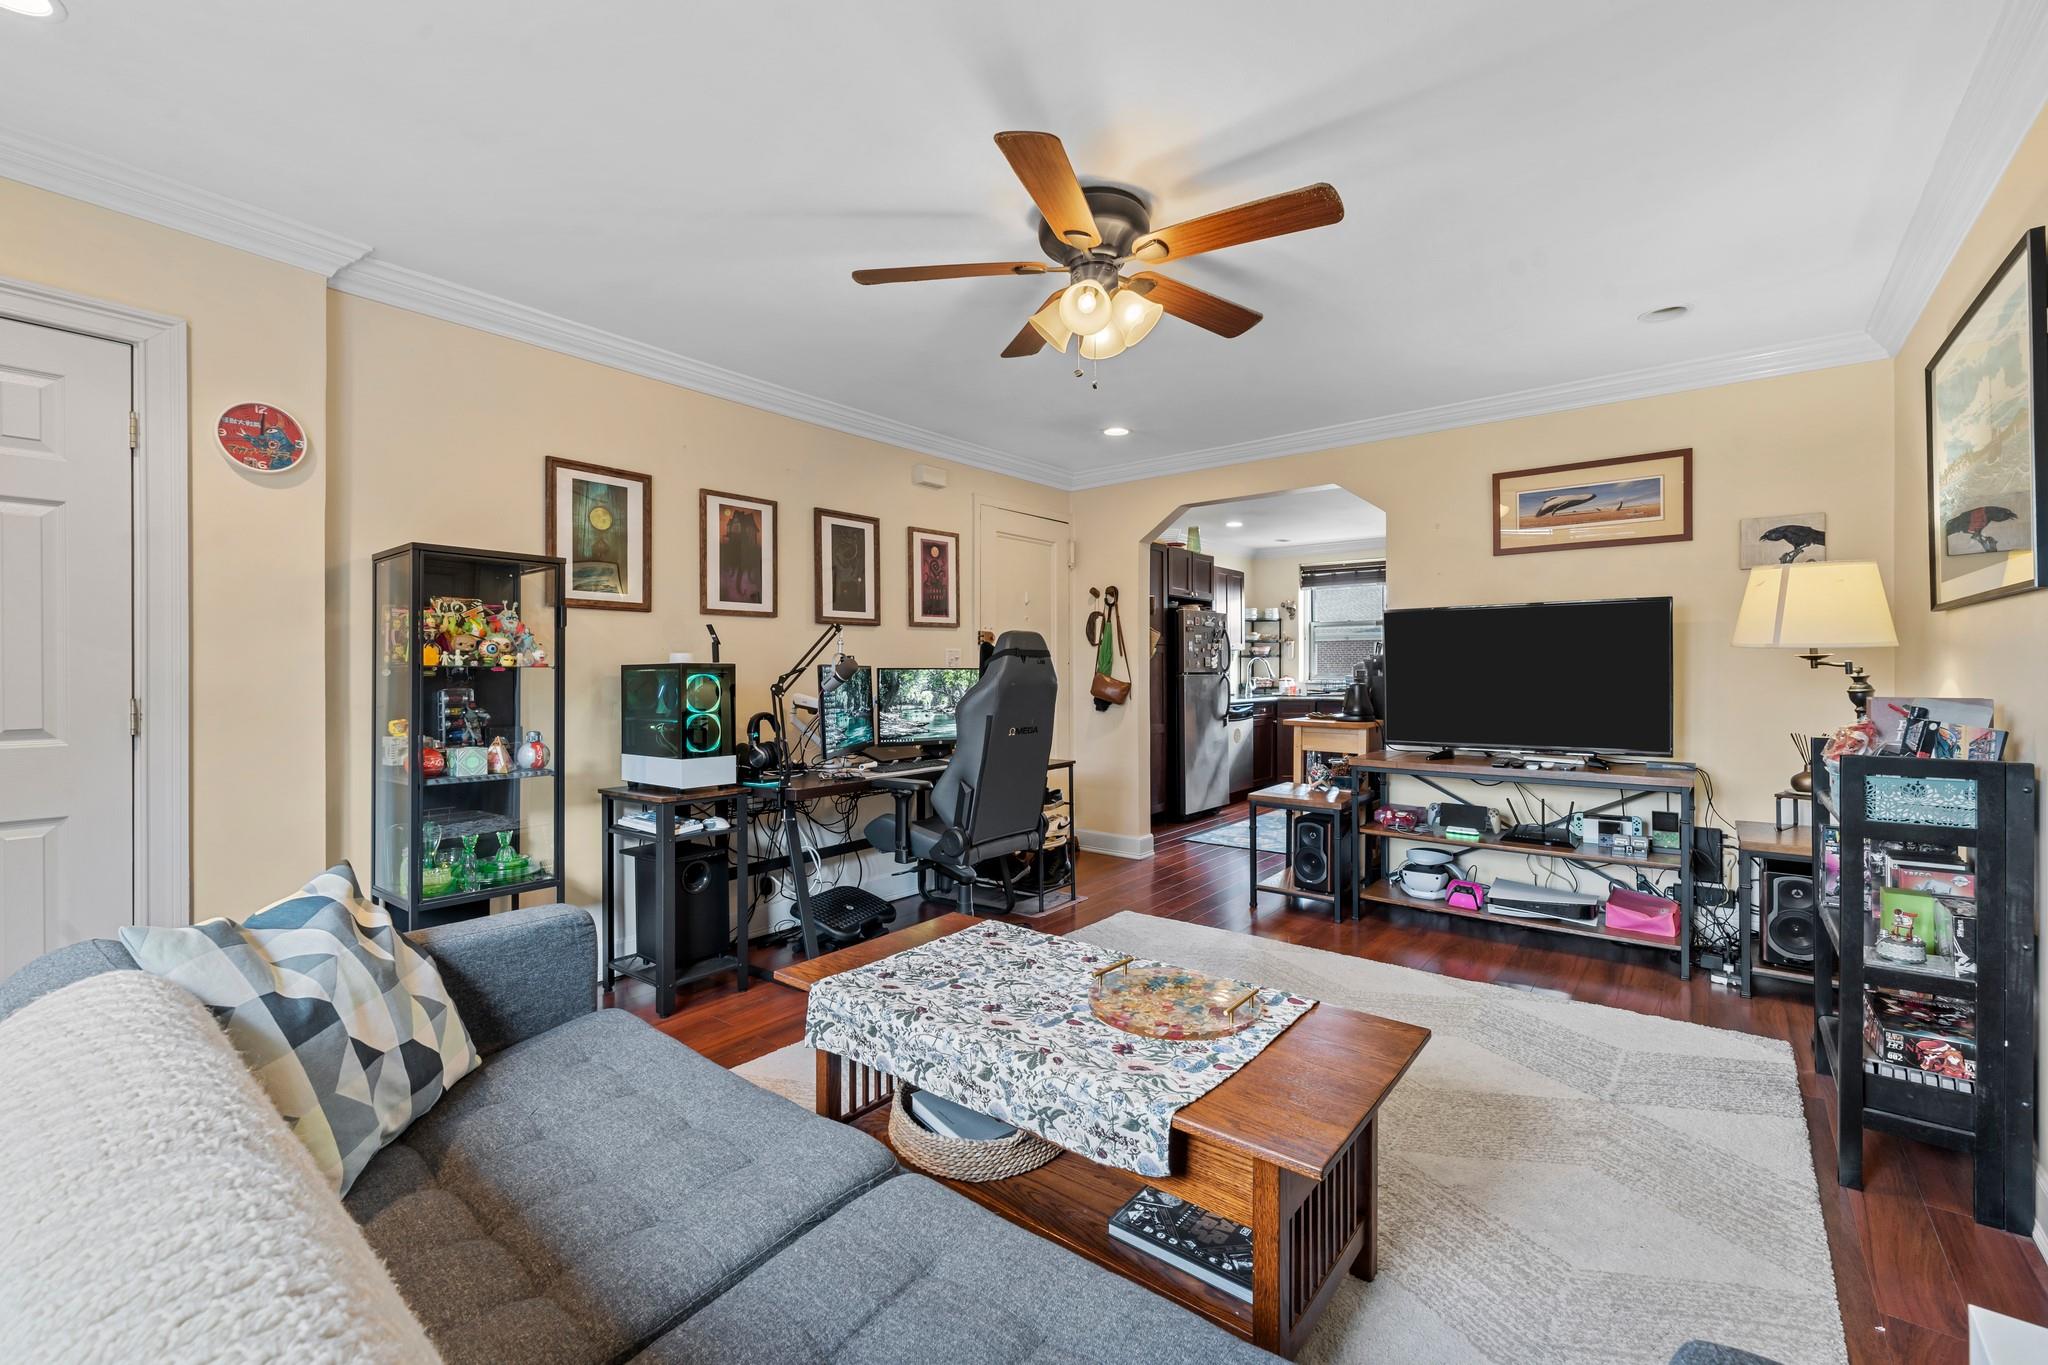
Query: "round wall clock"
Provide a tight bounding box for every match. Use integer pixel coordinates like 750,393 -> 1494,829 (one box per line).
216,402 -> 309,474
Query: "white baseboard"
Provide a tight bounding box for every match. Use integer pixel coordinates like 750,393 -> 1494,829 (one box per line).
2033,1165 -> 2047,1267
1078,828 -> 1155,860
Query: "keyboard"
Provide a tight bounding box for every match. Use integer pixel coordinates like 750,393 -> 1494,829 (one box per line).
867,758 -> 946,778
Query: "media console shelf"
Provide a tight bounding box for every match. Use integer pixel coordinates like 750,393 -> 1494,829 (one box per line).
1345,750 -> 1698,979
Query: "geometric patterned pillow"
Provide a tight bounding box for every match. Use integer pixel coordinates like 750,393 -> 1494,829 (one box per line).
119,864 -> 479,1195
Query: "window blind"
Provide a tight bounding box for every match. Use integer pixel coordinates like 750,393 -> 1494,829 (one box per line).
1298,560 -> 1386,589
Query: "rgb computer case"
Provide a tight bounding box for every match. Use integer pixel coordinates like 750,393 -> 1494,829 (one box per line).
621,662 -> 736,788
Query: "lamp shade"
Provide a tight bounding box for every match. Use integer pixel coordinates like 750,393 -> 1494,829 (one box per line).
1732,562 -> 1899,649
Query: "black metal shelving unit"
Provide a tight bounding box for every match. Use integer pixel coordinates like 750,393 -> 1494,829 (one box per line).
1810,744 -> 2037,1232
371,543 -> 566,931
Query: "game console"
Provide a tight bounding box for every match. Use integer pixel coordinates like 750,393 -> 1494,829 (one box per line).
1569,812 -> 1649,856
1485,879 -> 1602,924
1430,802 -> 1495,840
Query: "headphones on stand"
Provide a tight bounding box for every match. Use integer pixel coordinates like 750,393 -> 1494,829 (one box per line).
741,711 -> 784,774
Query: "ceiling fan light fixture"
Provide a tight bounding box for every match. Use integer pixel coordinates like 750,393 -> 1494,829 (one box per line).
1078,325 -> 1127,361
1112,288 -> 1164,347
1027,297 -> 1073,352
1058,279 -> 1115,337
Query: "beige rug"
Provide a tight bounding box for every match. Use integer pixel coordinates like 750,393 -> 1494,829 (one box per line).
737,911 -> 1847,1365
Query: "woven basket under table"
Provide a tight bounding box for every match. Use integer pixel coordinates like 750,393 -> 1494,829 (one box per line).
886,1087 -> 1060,1182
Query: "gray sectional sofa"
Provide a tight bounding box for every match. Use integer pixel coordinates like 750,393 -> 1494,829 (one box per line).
0,904 -> 1278,1364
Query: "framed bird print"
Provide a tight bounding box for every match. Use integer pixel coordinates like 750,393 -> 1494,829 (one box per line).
1740,513 -> 1827,568
1925,226 -> 2047,610
1492,448 -> 1693,555
907,526 -> 960,628
546,456 -> 651,610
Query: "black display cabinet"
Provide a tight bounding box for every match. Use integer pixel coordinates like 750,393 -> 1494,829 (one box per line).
1810,746 -> 2037,1232
371,543 -> 566,931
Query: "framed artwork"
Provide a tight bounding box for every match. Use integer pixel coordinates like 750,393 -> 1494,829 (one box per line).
1925,226 -> 2047,610
700,488 -> 778,617
546,456 -> 650,611
814,507 -> 880,626
1492,448 -> 1692,555
907,526 -> 960,628
1739,512 -> 1827,568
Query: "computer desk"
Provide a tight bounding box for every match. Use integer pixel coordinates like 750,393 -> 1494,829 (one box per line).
742,757 -> 1078,959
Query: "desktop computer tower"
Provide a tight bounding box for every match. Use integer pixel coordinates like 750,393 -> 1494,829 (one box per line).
621,662 -> 736,788
628,844 -> 730,965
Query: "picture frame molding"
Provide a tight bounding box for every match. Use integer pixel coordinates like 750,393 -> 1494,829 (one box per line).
699,487 -> 780,618
1491,447 -> 1694,556
906,525 -> 961,629
545,454 -> 652,612
1923,225 -> 2048,612
814,506 -> 882,627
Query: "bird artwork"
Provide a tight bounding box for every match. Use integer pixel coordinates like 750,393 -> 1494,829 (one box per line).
1758,522 -> 1826,563
1944,504 -> 2020,555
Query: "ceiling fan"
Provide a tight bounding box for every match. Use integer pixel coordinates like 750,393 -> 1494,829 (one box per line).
851,131 -> 1344,361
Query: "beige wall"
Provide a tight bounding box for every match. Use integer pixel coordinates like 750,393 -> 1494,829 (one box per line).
0,178 -> 331,916
1889,101 -> 2048,1215
327,294 -> 1068,909
1069,361 -> 1899,842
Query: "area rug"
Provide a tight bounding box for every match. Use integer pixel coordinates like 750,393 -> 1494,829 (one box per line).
736,911 -> 1847,1365
1179,809 -> 1289,851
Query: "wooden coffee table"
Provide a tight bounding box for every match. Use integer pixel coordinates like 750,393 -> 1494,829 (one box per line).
776,914 -> 1429,1358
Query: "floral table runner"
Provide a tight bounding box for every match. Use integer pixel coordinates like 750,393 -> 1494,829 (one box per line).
804,921 -> 1316,1176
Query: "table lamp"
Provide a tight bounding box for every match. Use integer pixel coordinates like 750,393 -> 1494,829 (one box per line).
1731,561 -> 1898,720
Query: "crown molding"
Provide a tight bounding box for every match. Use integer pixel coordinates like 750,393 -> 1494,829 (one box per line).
1866,0 -> 2048,353
0,131 -> 370,278
329,257 -> 1071,488
1249,536 -> 1386,561
1069,330 -> 1887,490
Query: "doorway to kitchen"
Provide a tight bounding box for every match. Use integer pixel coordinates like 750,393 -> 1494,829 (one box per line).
1142,486 -> 1386,824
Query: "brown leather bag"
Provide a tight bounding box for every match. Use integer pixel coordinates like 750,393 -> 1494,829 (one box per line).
1090,589 -> 1131,709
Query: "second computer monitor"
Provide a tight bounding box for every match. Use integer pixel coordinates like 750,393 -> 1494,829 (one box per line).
875,666 -> 980,748
816,664 -> 875,757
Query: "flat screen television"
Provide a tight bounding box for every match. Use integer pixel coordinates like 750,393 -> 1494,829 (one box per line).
1382,597 -> 1674,757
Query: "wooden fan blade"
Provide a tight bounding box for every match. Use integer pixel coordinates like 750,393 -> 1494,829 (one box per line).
1002,288 -> 1068,358
995,131 -> 1101,250
1128,183 -> 1343,264
1130,272 -> 1263,338
852,261 -> 1052,285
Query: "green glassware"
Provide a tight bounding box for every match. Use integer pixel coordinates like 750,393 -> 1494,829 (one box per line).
421,858 -> 456,898
456,833 -> 483,892
492,832 -> 530,886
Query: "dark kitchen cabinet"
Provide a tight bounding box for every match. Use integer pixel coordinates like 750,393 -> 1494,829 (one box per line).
1163,547 -> 1213,604
1251,705 -> 1280,787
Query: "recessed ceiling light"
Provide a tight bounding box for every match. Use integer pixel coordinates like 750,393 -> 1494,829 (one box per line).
1637,305 -> 1690,324
1101,426 -> 1130,437
0,0 -> 66,18
1274,537 -> 1292,544
1224,521 -> 1244,528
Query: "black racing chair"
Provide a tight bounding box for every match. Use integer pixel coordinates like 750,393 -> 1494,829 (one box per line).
864,631 -> 1059,916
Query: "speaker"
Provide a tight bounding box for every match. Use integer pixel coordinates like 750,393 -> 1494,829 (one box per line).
630,847 -> 731,966
1291,814 -> 1334,893
1763,872 -> 1817,967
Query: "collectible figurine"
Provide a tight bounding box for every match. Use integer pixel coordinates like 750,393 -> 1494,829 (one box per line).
419,740 -> 446,778
515,730 -> 550,771
486,736 -> 513,775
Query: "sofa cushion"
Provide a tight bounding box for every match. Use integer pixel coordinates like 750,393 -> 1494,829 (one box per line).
346,1008 -> 898,1365
0,971 -> 438,1362
121,864 -> 480,1195
635,1173 -> 1280,1364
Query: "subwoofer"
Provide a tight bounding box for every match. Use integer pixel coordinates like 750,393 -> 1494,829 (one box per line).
631,847 -> 731,966
1291,814 -> 1334,894
1763,873 -> 1817,967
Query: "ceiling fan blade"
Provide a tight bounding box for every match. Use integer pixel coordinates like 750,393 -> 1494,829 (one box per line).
995,131 -> 1101,250
1129,272 -> 1263,338
852,261 -> 1053,285
1128,183 -> 1343,264
1002,288 -> 1068,358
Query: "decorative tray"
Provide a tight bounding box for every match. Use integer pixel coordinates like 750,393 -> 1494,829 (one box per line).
1088,957 -> 1263,1040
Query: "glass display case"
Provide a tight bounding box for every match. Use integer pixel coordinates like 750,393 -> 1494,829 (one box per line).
372,543 -> 565,930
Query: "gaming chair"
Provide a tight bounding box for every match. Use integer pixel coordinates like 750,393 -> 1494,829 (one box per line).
863,631 -> 1058,916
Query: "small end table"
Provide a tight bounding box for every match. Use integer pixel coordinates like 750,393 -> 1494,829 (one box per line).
599,784 -> 749,1016
1247,782 -> 1360,921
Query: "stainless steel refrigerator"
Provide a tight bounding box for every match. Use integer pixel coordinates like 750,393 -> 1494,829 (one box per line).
1171,604 -> 1233,817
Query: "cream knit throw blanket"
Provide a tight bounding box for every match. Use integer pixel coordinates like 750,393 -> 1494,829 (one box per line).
0,971 -> 438,1363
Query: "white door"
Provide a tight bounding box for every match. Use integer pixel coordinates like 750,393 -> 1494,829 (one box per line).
0,317 -> 134,976
975,504 -> 1071,752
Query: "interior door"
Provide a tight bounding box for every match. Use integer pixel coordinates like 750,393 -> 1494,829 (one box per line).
975,503 -> 1071,754
0,317 -> 135,976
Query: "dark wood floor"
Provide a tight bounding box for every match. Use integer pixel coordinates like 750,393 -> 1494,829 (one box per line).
608,801 -> 2048,1364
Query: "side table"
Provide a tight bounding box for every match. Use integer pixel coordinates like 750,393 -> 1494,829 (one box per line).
1247,782 -> 1360,921
599,784 -> 750,1017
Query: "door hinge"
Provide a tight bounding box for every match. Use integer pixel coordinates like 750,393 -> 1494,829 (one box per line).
129,697 -> 142,737
128,411 -> 139,450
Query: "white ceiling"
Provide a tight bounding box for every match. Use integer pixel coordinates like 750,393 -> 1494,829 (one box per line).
1162,486 -> 1386,557
0,2 -> 2039,490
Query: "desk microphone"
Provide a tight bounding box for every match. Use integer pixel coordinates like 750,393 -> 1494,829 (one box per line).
821,653 -> 861,694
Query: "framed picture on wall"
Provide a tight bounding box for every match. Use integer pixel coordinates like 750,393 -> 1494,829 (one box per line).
700,488 -> 778,617
815,507 -> 881,626
1492,448 -> 1693,555
1739,512 -> 1827,567
907,526 -> 960,628
1925,226 -> 2047,610
546,456 -> 651,610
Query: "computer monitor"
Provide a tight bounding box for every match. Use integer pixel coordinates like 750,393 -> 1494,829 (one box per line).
816,663 -> 874,757
875,667 -> 980,748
